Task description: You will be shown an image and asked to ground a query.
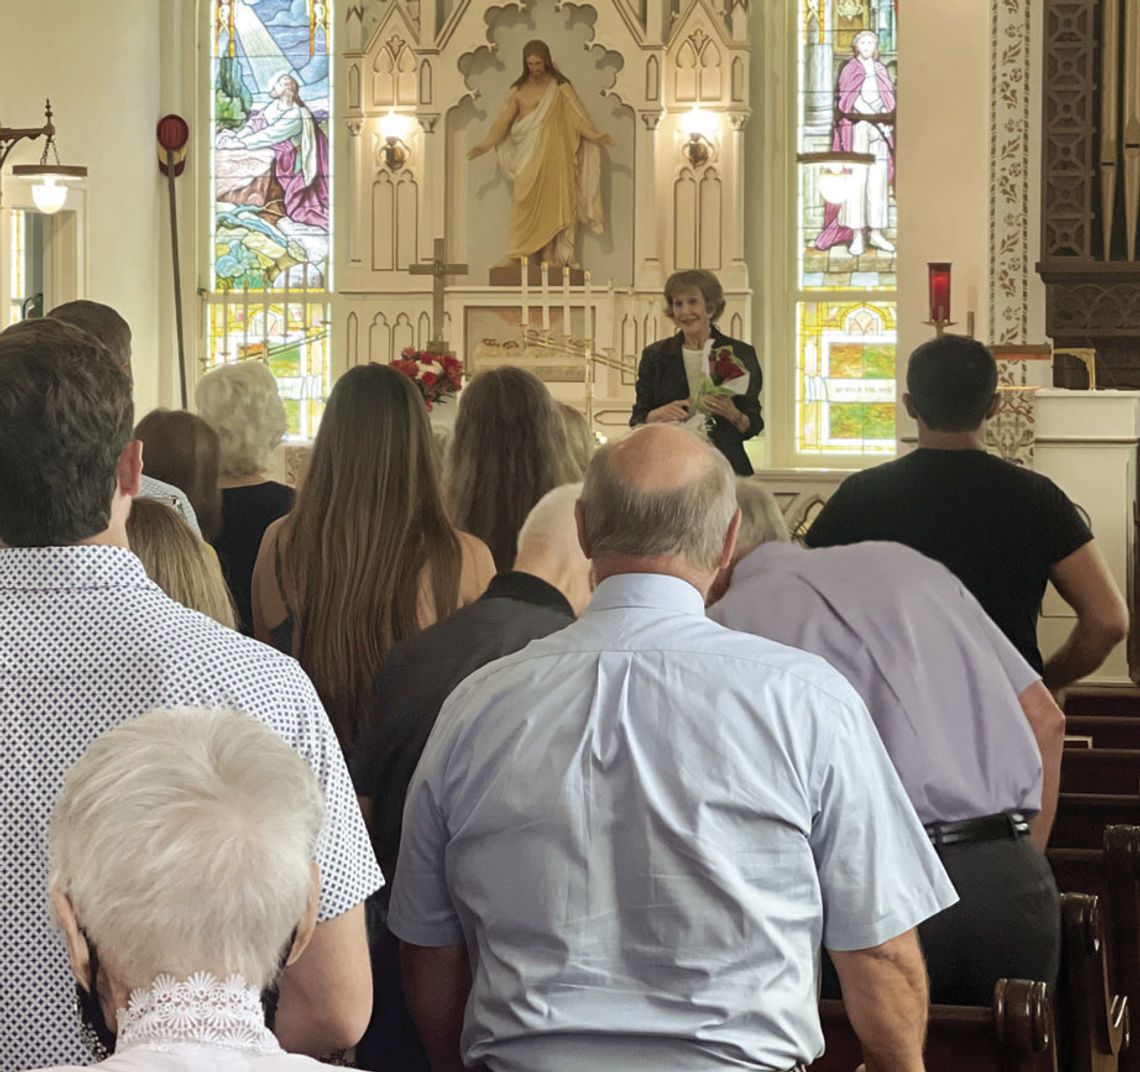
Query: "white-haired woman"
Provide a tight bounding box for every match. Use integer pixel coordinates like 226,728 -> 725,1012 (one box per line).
196,362 -> 294,634
37,707 -> 331,1072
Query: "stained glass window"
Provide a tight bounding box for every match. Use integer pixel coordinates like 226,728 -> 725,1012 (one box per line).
207,0 -> 332,437
794,1 -> 898,458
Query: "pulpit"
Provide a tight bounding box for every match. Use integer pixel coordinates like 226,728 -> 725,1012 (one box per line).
1035,389 -> 1140,684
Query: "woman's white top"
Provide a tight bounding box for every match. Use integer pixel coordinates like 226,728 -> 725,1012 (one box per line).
25,974 -> 338,1072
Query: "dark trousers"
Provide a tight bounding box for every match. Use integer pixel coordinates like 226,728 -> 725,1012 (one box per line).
822,834 -> 1060,1005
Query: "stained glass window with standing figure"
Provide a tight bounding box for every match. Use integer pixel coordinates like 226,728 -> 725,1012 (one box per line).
795,1 -> 898,459
207,0 -> 332,437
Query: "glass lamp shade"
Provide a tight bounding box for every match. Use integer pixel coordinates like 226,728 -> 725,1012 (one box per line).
817,169 -> 851,205
31,175 -> 68,214
683,106 -> 718,140
379,110 -> 411,142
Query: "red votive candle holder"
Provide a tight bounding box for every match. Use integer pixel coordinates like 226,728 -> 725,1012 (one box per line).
928,262 -> 952,324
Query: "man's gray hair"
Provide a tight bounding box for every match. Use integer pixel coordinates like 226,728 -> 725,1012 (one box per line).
517,482 -> 585,563
580,429 -> 736,573
50,708 -> 324,990
734,479 -> 791,559
196,361 -> 288,476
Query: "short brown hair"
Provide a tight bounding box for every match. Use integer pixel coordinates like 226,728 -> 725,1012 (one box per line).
134,409 -> 223,542
47,300 -> 132,373
0,319 -> 134,546
663,270 -> 726,323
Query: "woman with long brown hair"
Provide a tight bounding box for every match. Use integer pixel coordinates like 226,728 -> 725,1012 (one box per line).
251,363 -> 494,755
133,409 -> 223,542
448,366 -> 580,571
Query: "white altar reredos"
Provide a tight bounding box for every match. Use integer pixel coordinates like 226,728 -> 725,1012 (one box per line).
335,0 -> 750,435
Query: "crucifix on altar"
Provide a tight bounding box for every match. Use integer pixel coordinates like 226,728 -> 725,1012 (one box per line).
409,237 -> 468,353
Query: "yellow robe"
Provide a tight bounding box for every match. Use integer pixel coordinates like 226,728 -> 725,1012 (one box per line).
496,82 -> 604,262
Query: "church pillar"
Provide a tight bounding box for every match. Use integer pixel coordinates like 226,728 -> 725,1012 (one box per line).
419,0 -> 438,46
805,0 -> 833,135
724,112 -> 750,288
417,115 -> 444,267
646,3 -> 667,44
345,120 -> 364,271
636,111 -> 665,290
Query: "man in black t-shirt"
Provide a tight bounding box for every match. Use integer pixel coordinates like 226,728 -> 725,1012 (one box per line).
806,335 -> 1127,687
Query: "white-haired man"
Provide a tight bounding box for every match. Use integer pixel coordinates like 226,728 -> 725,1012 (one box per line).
0,320 -> 381,1069
37,707 -> 335,1072
388,424 -> 957,1072
709,480 -> 1066,1007
354,482 -> 589,1072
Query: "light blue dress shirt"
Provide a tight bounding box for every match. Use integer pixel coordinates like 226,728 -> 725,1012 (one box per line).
389,573 -> 957,1072
709,541 -> 1043,826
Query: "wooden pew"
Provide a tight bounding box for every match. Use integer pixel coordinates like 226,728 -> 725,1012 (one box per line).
1054,796 -> 1140,850
1055,892 -> 1129,1072
1067,718 -> 1140,751
1062,750 -> 1140,795
813,979 -> 1057,1071
1065,690 -> 1140,718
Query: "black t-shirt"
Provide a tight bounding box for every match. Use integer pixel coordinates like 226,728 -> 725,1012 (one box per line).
805,449 -> 1093,674
212,481 -> 295,635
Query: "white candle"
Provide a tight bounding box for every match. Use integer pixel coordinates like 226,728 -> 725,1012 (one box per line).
562,265 -> 571,336
541,262 -> 550,331
520,257 -> 529,331
584,269 -> 592,341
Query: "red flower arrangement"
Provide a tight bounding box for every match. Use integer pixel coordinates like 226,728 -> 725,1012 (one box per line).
709,345 -> 747,386
390,348 -> 463,410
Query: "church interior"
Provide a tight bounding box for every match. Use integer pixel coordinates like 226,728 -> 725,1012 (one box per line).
7,0 -> 1140,1070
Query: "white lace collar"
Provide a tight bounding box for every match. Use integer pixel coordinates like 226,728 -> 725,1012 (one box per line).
116,972 -> 282,1056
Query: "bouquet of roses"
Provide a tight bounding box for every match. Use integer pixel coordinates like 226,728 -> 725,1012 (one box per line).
692,344 -> 749,431
390,348 -> 463,411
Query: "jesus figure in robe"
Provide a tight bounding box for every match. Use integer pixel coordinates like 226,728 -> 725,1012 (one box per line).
220,72 -> 329,230
469,40 -> 614,267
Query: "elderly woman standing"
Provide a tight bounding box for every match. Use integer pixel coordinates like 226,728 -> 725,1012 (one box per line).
630,269 -> 763,475
196,362 -> 294,634
39,707 -> 334,1072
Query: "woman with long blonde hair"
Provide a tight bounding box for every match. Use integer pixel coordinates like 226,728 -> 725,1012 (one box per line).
251,363 -> 493,755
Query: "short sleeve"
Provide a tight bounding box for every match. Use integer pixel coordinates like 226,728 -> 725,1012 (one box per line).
803,478 -> 864,548
387,764 -> 464,947
1039,478 -> 1093,566
291,673 -> 385,920
810,699 -> 958,951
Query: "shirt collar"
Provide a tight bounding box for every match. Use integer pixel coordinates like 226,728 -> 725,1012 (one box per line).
586,572 -> 708,617
732,541 -> 807,583
482,571 -> 574,617
0,545 -> 153,591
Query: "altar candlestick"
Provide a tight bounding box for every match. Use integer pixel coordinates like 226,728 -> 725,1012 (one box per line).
520,256 -> 529,330
541,262 -> 550,330
926,263 -> 954,336
584,269 -> 592,341
562,265 -> 571,335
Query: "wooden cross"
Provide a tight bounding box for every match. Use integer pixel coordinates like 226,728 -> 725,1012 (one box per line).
409,238 -> 467,352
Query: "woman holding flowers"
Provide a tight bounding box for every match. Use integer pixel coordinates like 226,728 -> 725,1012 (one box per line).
630,269 -> 763,475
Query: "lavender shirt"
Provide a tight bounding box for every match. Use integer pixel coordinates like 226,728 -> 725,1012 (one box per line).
710,541 -> 1043,826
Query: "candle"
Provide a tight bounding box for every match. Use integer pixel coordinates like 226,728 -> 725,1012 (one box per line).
928,263 -> 952,323
540,262 -> 550,331
562,265 -> 571,335
584,269 -> 592,341
520,256 -> 529,330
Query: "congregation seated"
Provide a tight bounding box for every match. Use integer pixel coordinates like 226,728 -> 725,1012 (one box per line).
0,319 -> 380,1067
710,480 -> 1066,1004
45,300 -> 201,536
133,409 -> 223,543
806,334 -> 1128,688
251,362 -> 494,759
195,361 -> 294,634
353,481 -> 590,1072
388,424 -> 958,1072
35,706 -> 333,1072
126,498 -> 236,628
448,366 -> 581,570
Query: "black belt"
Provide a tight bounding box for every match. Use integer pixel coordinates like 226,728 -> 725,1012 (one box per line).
924,811 -> 1030,848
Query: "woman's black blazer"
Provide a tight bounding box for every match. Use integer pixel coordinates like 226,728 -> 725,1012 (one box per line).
629,328 -> 763,476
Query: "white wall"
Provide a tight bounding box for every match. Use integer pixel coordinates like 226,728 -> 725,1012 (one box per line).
0,0 -> 166,413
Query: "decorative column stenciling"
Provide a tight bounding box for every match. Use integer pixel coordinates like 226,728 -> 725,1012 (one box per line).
989,0 -> 1033,354
987,0 -> 1037,467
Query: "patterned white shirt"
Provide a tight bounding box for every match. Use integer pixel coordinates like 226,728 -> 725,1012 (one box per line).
0,546 -> 383,1072
138,474 -> 201,537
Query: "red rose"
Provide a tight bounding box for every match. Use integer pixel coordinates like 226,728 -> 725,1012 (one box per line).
710,347 -> 745,385
421,371 -> 438,388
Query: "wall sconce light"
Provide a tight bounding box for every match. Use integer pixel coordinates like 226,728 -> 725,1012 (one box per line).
379,110 -> 412,171
1,100 -> 87,213
681,106 -> 718,168
797,151 -> 875,205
